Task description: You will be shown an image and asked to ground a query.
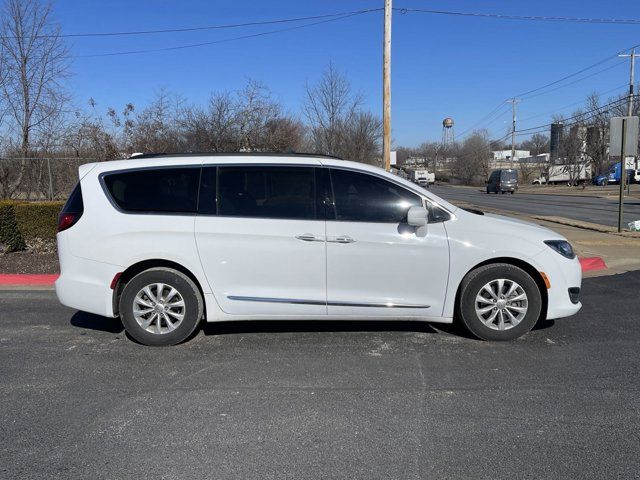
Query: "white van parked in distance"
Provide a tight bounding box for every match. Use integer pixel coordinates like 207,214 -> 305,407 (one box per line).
412,169 -> 435,187
56,153 -> 582,346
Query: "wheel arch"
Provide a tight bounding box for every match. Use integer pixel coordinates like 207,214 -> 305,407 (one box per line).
112,259 -> 206,317
453,257 -> 548,322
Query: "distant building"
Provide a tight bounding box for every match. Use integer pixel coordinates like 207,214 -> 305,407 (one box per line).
518,153 -> 550,164
492,149 -> 531,162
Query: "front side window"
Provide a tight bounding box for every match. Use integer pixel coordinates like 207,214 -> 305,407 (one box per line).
329,169 -> 422,223
103,167 -> 200,213
217,166 -> 316,220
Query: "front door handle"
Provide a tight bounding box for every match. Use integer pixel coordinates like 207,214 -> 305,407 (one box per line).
329,235 -> 356,244
296,233 -> 323,242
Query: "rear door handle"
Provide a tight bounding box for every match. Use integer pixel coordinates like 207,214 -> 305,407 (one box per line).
329,235 -> 356,244
296,233 -> 324,242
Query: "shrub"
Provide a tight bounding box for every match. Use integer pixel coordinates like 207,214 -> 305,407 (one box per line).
0,201 -> 27,252
14,201 -> 64,241
0,201 -> 63,252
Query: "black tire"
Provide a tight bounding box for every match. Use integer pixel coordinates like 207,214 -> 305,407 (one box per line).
500,190 -> 506,194
458,263 -> 542,341
119,267 -> 203,346
510,190 -> 514,194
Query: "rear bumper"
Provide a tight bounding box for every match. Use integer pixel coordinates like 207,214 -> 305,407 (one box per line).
55,235 -> 120,318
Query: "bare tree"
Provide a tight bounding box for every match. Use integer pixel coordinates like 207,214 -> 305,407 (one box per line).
181,92 -> 238,152
341,111 -> 382,165
520,133 -> 549,156
582,93 -> 610,176
303,64 -> 381,163
454,130 -> 491,184
303,63 -> 362,157
0,0 -> 70,159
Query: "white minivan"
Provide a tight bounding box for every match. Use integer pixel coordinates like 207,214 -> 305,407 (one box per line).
56,153 -> 582,346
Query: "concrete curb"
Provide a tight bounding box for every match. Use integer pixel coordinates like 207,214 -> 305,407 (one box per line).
531,216 -> 640,238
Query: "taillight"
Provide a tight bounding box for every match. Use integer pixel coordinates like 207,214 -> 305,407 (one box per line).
58,183 -> 84,232
58,213 -> 80,232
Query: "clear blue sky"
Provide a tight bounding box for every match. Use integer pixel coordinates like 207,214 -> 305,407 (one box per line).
57,0 -> 640,147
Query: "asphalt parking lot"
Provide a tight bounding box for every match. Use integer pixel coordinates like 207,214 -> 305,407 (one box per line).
430,185 -> 640,227
2,271 -> 640,479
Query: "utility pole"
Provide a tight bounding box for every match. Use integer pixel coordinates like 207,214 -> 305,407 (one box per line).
618,118 -> 627,232
619,48 -> 637,117
506,98 -> 520,169
382,0 -> 392,171
619,49 -> 638,196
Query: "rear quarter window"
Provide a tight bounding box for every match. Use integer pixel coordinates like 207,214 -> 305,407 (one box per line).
102,167 -> 200,213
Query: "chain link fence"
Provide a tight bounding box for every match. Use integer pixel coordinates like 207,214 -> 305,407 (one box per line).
0,157 -> 99,201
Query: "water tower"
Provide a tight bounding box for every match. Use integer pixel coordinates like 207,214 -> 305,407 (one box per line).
442,117 -> 455,146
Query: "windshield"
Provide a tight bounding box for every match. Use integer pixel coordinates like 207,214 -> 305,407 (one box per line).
501,170 -> 517,182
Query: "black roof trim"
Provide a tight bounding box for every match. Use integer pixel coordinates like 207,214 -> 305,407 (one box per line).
128,152 -> 343,160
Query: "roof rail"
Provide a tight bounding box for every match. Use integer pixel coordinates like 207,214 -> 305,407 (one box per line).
126,151 -> 344,160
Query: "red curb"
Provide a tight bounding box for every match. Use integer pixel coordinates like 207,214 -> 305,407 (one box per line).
0,274 -> 59,285
579,257 -> 607,272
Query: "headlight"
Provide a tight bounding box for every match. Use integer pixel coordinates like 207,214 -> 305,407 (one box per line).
544,240 -> 575,259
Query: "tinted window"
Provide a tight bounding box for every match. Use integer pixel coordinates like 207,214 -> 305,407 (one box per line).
62,183 -> 83,214
103,167 -> 200,213
217,166 -> 316,219
427,201 -> 451,223
501,170 -> 518,181
329,169 -> 422,223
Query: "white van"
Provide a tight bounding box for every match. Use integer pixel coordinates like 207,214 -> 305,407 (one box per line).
56,153 -> 582,346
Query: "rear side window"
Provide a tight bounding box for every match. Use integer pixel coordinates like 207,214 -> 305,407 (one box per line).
216,166 -> 316,220
62,182 -> 84,214
103,167 -> 200,213
329,168 -> 422,223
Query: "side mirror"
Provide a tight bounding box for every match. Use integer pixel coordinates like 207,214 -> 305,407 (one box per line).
407,206 -> 428,227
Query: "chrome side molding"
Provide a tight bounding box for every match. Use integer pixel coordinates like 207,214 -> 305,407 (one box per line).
227,296 -> 325,306
227,295 -> 429,309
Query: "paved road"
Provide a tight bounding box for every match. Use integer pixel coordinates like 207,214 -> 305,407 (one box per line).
430,185 -> 640,227
2,272 -> 640,479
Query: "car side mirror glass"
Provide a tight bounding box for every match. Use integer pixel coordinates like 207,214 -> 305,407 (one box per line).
407,206 -> 428,227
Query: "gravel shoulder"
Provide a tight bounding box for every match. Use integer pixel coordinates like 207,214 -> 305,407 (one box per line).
0,250 -> 58,274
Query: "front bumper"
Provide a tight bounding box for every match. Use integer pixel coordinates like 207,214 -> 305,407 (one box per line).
534,249 -> 582,320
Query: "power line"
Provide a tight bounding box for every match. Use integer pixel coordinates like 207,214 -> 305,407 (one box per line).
518,84 -> 629,124
76,10 -> 378,58
516,97 -> 629,134
455,41 -> 640,139
396,8 -> 640,25
456,102 -> 509,139
521,60 -> 626,100
513,96 -> 638,137
2,9 -> 383,39
513,42 -> 640,98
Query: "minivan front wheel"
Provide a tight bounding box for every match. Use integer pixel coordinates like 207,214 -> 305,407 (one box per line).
458,263 -> 542,341
119,267 -> 203,346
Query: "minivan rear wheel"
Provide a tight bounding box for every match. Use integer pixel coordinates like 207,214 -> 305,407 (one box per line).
458,263 -> 542,341
119,267 -> 203,346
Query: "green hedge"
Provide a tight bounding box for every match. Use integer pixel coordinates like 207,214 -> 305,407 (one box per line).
0,201 -> 63,252
14,202 -> 64,241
